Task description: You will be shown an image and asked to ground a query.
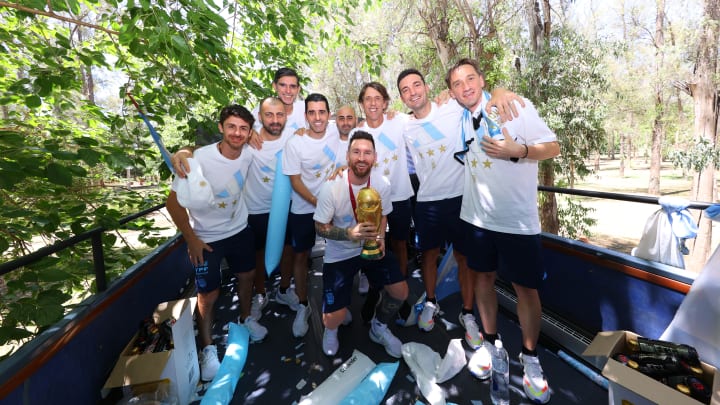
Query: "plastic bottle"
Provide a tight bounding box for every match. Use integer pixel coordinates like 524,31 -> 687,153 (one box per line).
627,337 -> 703,375
661,375 -> 712,404
491,339 -> 510,405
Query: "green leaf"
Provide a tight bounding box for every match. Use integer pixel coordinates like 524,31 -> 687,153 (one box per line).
67,165 -> 88,177
51,150 -> 77,160
54,32 -> 71,48
170,35 -> 190,53
0,327 -> 33,343
78,148 -> 102,165
36,269 -> 73,283
34,302 -> 64,327
25,95 -> 42,108
0,130 -> 25,147
45,163 -> 73,186
74,137 -> 100,147
35,76 -> 53,97
0,236 -> 9,254
2,208 -> 34,218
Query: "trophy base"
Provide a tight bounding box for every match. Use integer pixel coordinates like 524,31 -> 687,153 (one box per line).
361,248 -> 382,260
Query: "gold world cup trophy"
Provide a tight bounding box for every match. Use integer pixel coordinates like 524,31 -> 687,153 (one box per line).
356,187 -> 382,260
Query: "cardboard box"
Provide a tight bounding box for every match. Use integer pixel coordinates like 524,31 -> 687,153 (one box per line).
583,331 -> 720,405
104,298 -> 199,405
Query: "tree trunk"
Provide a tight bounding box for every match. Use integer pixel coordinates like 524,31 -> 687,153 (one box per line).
648,97 -> 663,194
417,0 -> 455,70
648,0 -> 665,195
619,131 -> 626,177
540,161 -> 559,233
526,0 -> 559,234
687,0 -> 719,272
593,152 -> 600,173
525,0 -> 543,54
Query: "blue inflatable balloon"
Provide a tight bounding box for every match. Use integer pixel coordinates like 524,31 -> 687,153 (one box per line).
265,150 -> 291,276
200,323 -> 250,405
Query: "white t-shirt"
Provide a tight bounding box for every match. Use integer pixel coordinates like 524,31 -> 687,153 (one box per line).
335,137 -> 349,167
253,99 -> 306,132
459,97 -> 557,235
313,169 -> 393,263
244,127 -> 294,214
171,142 -> 252,243
403,101 -> 465,202
282,131 -> 340,214
355,115 -> 414,202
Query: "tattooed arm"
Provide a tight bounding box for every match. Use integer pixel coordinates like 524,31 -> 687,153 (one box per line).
315,221 -> 351,241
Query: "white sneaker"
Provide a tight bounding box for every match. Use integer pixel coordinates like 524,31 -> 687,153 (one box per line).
199,345 -> 220,381
418,300 -> 439,331
369,318 -> 402,358
322,328 -> 339,356
292,303 -> 311,337
520,353 -> 551,404
241,316 -> 268,342
342,309 -> 353,326
250,293 -> 268,320
458,313 -> 483,349
358,272 -> 370,295
276,287 -> 300,311
467,340 -> 492,380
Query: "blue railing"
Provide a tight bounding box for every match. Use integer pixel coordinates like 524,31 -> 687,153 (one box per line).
0,203 -> 167,292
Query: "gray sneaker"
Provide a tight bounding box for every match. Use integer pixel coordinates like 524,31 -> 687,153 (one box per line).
250,293 -> 268,320
276,287 -> 300,311
241,316 -> 268,342
199,345 -> 220,381
292,303 -> 311,337
341,308 -> 353,326
358,272 -> 370,294
322,328 -> 339,356
369,318 -> 402,358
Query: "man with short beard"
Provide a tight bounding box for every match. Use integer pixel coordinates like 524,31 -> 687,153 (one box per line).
314,130 -> 408,357
245,97 -> 299,319
165,105 -> 267,382
333,105 -> 358,168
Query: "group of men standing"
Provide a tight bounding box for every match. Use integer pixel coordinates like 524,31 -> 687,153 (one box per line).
166,61 -> 559,404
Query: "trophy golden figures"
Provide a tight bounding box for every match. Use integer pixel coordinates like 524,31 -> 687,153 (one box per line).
356,187 -> 382,260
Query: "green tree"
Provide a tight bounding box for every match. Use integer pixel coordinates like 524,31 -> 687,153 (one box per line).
0,0 -> 364,356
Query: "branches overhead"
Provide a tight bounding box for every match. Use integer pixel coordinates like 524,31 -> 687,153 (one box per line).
0,1 -> 119,36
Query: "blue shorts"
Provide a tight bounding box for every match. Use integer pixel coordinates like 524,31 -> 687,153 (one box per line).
387,199 -> 412,242
322,251 -> 405,313
413,196 -> 466,254
194,227 -> 255,293
288,212 -> 316,252
248,213 -> 291,251
463,221 -> 545,289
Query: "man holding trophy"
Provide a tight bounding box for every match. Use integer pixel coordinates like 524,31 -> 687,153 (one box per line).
314,131 -> 409,357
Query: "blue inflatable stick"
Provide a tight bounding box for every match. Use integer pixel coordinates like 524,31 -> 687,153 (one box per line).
265,150 -> 291,275
127,93 -> 174,173
339,362 -> 399,405
200,323 -> 250,405
557,350 -> 608,390
435,245 -> 459,302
